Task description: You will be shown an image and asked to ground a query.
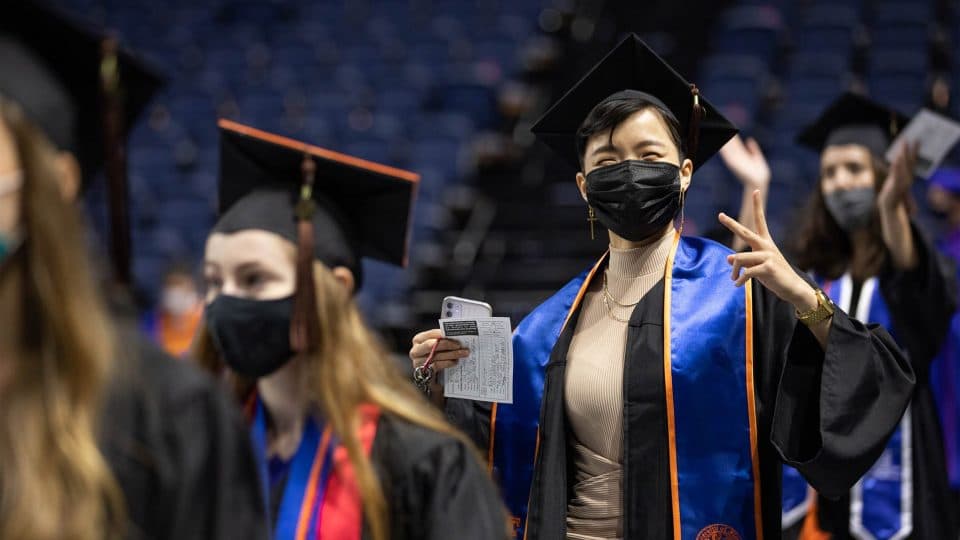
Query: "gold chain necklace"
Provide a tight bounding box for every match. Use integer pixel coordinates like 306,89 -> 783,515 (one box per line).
602,271 -> 640,322
602,271 -> 641,307
602,293 -> 633,323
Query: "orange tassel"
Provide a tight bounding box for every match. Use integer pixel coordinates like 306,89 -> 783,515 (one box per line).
290,153 -> 321,354
687,84 -> 704,166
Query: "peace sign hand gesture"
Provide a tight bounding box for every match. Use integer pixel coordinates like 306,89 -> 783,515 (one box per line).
718,190 -> 820,316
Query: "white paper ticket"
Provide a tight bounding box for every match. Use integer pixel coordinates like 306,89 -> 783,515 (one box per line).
886,108 -> 960,179
440,317 -> 513,404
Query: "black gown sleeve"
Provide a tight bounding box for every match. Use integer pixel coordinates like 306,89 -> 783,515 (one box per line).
372,416 -> 510,540
102,329 -> 270,540
878,223 -> 958,372
757,274 -> 916,498
444,397 -> 493,457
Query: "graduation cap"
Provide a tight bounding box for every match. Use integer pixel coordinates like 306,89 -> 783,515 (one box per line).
0,0 -> 164,290
0,0 -> 164,180
531,33 -> 738,171
796,92 -> 909,158
215,119 -> 419,353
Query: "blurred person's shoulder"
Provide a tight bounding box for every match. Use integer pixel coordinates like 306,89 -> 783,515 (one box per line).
112,319 -> 212,397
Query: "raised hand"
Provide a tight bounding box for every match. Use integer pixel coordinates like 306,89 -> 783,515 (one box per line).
719,135 -> 771,190
877,141 -> 920,270
878,140 -> 918,213
718,191 -> 818,314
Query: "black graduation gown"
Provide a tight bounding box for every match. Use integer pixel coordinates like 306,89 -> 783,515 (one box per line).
786,229 -> 960,540
367,414 -> 510,540
449,268 -> 914,540
265,412 -> 509,540
100,324 -> 271,540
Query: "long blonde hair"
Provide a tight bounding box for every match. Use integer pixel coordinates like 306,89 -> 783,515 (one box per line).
0,98 -> 125,539
195,260 -> 482,540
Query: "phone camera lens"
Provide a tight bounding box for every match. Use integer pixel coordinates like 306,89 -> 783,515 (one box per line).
445,311 -> 452,317
446,303 -> 453,309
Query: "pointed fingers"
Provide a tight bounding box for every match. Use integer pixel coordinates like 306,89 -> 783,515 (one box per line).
752,190 -> 769,238
718,212 -> 761,247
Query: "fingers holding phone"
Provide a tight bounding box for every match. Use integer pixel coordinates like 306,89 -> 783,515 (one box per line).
409,329 -> 469,372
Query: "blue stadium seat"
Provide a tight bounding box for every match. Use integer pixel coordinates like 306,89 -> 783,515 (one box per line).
429,83 -> 497,128
789,51 -> 849,77
794,26 -> 854,54
410,138 -> 463,176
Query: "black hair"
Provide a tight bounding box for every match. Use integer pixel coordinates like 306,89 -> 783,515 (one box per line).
576,92 -> 685,170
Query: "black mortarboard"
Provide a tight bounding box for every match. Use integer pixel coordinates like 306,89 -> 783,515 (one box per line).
796,92 -> 909,158
215,119 -> 418,284
0,0 -> 163,180
215,119 -> 419,353
531,33 -> 738,171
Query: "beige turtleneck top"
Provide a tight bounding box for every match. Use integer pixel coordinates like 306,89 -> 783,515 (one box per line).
564,230 -> 675,540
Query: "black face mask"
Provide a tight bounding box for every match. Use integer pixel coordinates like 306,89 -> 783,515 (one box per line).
205,295 -> 296,378
585,160 -> 682,242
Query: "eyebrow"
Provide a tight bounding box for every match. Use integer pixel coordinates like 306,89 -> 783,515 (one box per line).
589,139 -> 665,157
235,262 -> 268,274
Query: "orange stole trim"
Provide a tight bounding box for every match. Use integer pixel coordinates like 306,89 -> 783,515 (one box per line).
487,403 -> 498,474
662,232 -> 683,540
294,427 -> 333,540
744,281 -> 764,540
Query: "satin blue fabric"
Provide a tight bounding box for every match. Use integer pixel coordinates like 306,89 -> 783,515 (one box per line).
669,237 -> 756,540
495,270 -> 589,539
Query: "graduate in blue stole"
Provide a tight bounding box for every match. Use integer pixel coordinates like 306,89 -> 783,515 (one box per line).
410,35 -> 915,540
775,94 -> 959,540
196,121 -> 510,540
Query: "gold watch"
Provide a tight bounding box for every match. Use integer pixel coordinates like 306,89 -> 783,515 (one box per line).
796,288 -> 835,326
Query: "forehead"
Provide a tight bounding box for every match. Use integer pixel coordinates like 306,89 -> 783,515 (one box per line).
821,144 -> 873,165
204,229 -> 295,268
583,107 -> 674,151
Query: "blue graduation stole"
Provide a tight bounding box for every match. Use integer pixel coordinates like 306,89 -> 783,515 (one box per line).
493,234 -> 761,540
251,398 -> 336,540
781,275 -> 913,539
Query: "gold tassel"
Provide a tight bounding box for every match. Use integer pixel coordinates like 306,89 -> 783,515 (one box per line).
687,84 -> 704,166
587,206 -> 597,240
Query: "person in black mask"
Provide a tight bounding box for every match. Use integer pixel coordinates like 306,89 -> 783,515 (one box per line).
195,120 -> 509,540
775,94 -> 959,540
409,35 -> 916,540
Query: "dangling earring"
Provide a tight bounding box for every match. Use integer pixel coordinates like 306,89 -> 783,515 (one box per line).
677,189 -> 686,234
587,206 -> 597,240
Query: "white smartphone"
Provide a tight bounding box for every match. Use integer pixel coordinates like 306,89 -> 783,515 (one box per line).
440,296 -> 493,319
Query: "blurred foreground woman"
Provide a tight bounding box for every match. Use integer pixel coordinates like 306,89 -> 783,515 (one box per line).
0,92 -> 125,540
0,3 -> 269,538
